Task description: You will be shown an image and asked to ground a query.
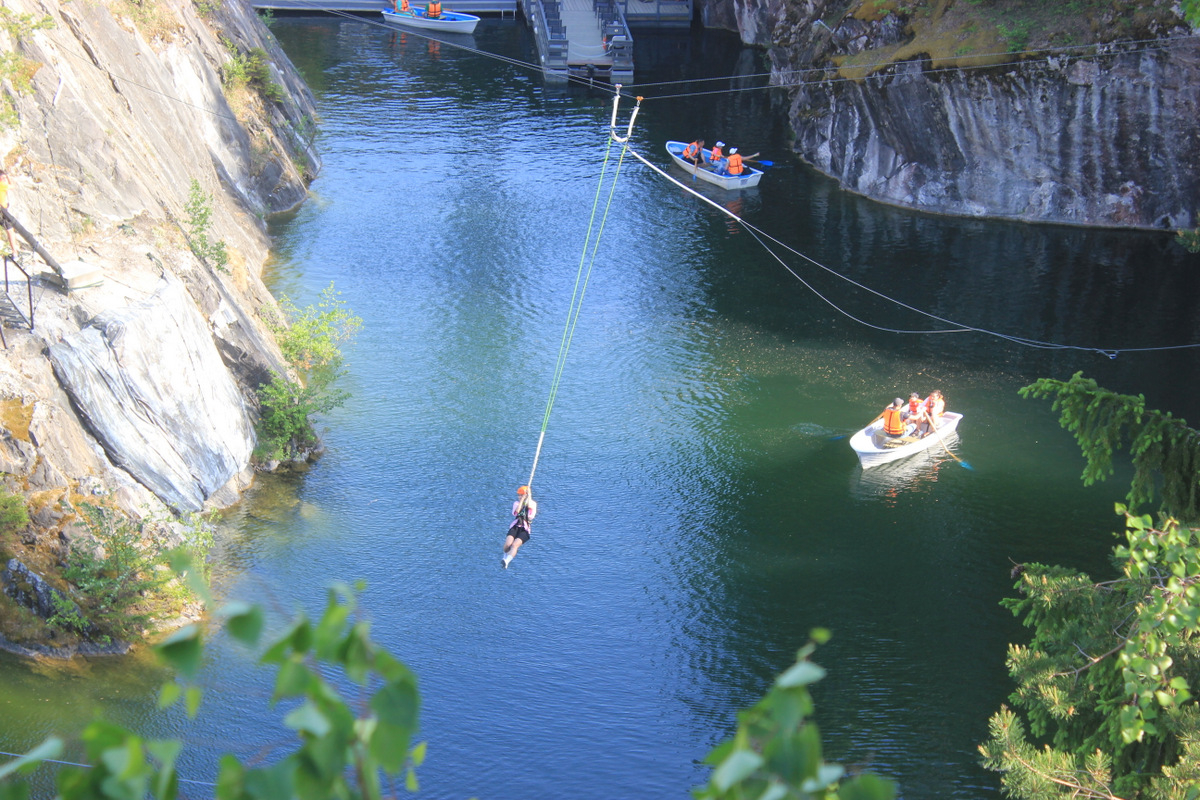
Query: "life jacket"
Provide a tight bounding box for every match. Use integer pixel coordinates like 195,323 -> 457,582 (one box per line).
882,406 -> 905,436
924,395 -> 945,418
907,398 -> 922,416
726,153 -> 744,175
708,144 -> 723,163
427,0 -> 441,15
401,0 -> 410,11
682,141 -> 701,160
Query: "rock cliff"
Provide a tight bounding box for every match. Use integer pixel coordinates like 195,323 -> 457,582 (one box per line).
0,0 -> 318,637
702,0 -> 1200,229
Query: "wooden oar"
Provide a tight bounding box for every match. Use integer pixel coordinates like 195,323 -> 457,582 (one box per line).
927,414 -> 971,469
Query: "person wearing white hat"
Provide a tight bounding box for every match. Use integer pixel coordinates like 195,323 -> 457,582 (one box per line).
707,140 -> 725,167
719,147 -> 744,176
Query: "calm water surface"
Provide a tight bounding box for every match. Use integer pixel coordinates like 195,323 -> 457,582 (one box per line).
3,18 -> 1200,799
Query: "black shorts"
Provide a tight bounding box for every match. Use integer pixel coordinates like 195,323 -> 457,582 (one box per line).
508,524 -> 530,544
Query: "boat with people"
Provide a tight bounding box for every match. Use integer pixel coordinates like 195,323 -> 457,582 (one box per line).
380,6 -> 480,33
849,411 -> 964,469
665,141 -> 763,190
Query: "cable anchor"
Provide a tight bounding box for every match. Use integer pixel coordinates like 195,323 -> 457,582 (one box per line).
608,85 -> 643,143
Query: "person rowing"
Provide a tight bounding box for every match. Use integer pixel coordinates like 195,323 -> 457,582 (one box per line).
502,485 -> 537,568
681,138 -> 705,167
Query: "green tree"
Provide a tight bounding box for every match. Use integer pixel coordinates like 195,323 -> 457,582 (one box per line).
981,377 -> 1200,799
1020,372 -> 1200,522
257,283 -> 361,461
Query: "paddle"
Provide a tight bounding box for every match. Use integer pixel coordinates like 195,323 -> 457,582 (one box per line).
745,158 -> 774,169
927,413 -> 972,469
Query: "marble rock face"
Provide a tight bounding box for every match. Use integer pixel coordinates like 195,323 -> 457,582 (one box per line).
49,276 -> 255,513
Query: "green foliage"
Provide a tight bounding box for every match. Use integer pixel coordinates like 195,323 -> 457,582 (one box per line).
257,8 -> 276,27
693,629 -> 896,800
1,579 -> 890,800
184,179 -> 230,273
256,284 -> 360,461
220,39 -> 285,104
0,10 -> 52,131
2,580 -> 425,800
1021,372 -> 1200,522
194,0 -> 221,17
1184,0 -> 1200,28
0,485 -> 28,537
1178,213 -> 1200,254
981,509 -> 1200,799
57,505 -> 170,641
54,506 -> 215,642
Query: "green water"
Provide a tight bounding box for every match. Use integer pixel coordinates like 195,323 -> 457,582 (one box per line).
2,18 -> 1198,799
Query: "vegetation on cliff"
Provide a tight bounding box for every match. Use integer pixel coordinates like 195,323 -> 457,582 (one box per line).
256,284 -> 361,465
835,0 -> 1195,81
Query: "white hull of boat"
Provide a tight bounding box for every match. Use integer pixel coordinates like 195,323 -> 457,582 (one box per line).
381,7 -> 480,32
665,141 -> 763,190
849,412 -> 963,469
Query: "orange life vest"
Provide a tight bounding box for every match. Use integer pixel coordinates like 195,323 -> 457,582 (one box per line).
708,144 -> 723,163
427,0 -> 441,15
401,0 -> 410,10
726,153 -> 744,175
682,141 -> 701,160
883,406 -> 905,436
924,395 -> 945,418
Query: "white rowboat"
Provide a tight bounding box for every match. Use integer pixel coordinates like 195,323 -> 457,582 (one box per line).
849,411 -> 964,469
381,7 -> 480,33
665,141 -> 763,190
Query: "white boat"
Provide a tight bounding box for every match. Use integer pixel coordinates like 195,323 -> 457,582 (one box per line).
665,141 -> 763,190
849,411 -> 964,469
380,7 -> 480,33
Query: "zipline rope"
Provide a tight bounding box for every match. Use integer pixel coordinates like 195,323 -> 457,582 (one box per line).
523,92 -> 641,490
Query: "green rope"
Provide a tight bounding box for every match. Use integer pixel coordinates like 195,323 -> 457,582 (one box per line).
525,138 -> 631,490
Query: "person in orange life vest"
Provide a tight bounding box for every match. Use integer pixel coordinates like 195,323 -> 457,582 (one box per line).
903,392 -> 923,421
707,141 -> 724,166
400,0 -> 410,11
426,0 -> 441,16
882,397 -> 909,438
719,147 -> 744,176
502,485 -> 538,568
681,139 -> 704,165
915,390 -> 946,436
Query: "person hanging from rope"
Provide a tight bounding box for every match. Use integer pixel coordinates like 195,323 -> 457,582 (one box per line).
502,485 -> 537,568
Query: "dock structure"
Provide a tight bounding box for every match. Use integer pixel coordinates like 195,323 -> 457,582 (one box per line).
252,0 -> 695,82
519,0 -> 632,83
